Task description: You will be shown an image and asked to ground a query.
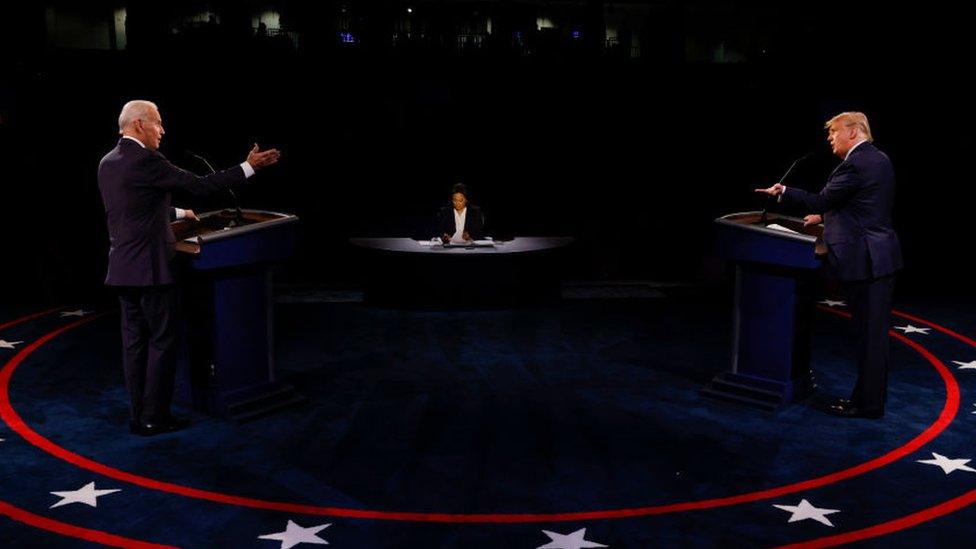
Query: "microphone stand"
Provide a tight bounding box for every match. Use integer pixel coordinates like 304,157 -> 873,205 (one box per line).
761,152 -> 813,224
186,150 -> 245,227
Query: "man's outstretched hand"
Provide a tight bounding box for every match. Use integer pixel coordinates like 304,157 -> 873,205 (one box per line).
754,183 -> 785,197
803,214 -> 823,227
246,143 -> 281,170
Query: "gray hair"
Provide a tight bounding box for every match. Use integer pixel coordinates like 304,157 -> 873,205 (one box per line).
825,111 -> 873,142
118,100 -> 158,133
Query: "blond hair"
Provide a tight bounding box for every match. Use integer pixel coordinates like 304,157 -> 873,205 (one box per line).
825,111 -> 873,142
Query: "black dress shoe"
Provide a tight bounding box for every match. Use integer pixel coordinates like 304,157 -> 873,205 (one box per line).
827,402 -> 883,418
131,416 -> 190,436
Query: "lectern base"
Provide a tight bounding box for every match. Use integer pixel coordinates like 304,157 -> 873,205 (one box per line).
701,371 -> 816,410
211,381 -> 308,422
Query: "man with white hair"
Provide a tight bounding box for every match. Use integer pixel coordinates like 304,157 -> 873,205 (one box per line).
756,112 -> 902,419
98,99 -> 280,436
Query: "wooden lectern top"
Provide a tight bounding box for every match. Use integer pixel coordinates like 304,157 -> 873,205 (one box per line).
717,211 -> 826,256
172,209 -> 298,256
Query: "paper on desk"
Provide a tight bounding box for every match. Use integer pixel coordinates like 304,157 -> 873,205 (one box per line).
765,223 -> 800,235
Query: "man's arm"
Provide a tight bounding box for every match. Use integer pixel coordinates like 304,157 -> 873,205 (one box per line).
756,162 -> 862,214
781,163 -> 862,214
142,144 -> 280,195
142,153 -> 246,195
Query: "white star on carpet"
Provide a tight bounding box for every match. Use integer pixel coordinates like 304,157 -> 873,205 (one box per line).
917,453 -> 976,475
50,482 -> 121,508
0,340 -> 23,349
773,499 -> 840,527
537,528 -> 608,549
953,360 -> 976,370
893,325 -> 930,335
258,520 -> 331,548
818,299 -> 846,307
60,310 -> 91,318
972,404 -> 976,415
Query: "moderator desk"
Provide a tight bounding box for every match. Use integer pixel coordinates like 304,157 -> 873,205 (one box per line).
349,237 -> 574,306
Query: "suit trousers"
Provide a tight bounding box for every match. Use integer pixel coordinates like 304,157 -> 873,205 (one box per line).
117,285 -> 181,423
846,274 -> 896,410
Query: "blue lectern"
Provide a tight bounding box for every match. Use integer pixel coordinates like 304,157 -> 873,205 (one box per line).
172,209 -> 302,420
705,211 -> 825,409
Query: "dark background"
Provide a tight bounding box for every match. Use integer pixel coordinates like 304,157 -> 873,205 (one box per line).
1,1 -> 971,305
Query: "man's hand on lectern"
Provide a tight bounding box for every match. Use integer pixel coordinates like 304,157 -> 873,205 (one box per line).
754,183 -> 785,197
185,209 -> 200,221
246,143 -> 281,170
803,214 -> 822,227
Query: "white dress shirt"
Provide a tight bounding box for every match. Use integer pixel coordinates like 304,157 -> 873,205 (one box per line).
452,207 -> 467,241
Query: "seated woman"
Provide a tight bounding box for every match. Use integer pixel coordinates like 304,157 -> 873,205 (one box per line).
436,183 -> 485,243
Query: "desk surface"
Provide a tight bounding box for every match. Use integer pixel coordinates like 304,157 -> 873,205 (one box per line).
349,237 -> 574,255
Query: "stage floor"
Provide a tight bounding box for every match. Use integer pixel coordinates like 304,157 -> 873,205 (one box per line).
2,290 -> 975,547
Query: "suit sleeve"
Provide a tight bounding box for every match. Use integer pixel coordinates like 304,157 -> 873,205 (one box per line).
781,162 -> 862,214
139,151 -> 246,195
436,208 -> 451,236
467,207 -> 485,239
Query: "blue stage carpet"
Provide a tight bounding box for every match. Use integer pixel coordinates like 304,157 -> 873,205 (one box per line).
2,291 -> 975,547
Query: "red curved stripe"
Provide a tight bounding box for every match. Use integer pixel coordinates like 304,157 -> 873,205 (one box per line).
775,489 -> 976,548
779,305 -> 976,547
0,500 -> 178,549
0,310 -> 960,524
893,308 -> 976,348
0,307 -> 63,332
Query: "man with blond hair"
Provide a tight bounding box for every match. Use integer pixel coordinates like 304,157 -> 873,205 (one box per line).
98,99 -> 281,435
756,112 -> 902,418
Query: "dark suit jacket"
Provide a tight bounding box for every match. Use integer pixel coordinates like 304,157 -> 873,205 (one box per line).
98,138 -> 246,286
437,205 -> 485,240
781,142 -> 903,281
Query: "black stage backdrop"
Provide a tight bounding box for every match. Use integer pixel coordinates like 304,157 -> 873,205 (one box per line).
1,1 -> 971,304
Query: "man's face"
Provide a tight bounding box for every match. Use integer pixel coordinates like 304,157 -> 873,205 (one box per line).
827,121 -> 856,158
452,192 -> 467,212
137,107 -> 165,150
